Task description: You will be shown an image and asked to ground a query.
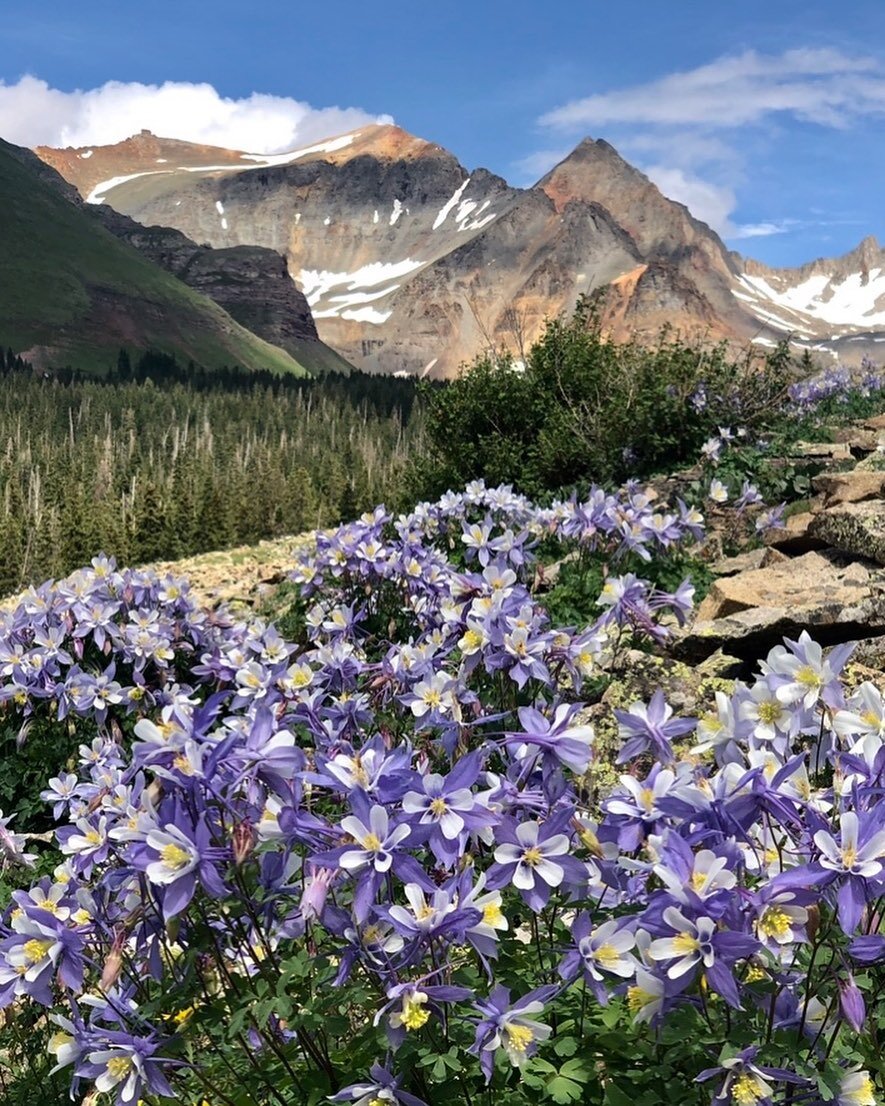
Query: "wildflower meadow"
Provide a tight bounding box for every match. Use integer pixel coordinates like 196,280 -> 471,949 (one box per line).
0,459 -> 882,1106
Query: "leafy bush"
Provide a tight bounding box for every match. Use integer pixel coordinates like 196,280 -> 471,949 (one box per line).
412,299 -> 795,500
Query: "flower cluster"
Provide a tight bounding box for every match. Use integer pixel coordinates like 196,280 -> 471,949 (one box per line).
0,484 -> 882,1104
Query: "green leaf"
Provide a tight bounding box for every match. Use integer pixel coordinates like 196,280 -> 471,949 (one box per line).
553,1036 -> 578,1057
559,1058 -> 590,1082
546,1075 -> 584,1103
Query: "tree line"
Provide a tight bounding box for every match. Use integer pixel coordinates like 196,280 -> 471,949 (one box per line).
0,349 -> 427,593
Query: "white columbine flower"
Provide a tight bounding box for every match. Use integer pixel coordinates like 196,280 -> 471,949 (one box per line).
814,811 -> 885,877
708,479 -> 729,504
494,821 -> 569,891
145,825 -> 199,885
648,907 -> 717,978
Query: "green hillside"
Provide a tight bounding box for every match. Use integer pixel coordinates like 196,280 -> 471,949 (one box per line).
0,140 -> 308,375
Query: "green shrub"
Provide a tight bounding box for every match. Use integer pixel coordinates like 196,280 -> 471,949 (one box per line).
412,298 -> 794,500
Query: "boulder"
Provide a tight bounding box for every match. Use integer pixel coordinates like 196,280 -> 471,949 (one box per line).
696,551 -> 872,622
811,470 -> 885,507
789,441 -> 854,463
763,510 -> 828,554
675,550 -> 885,660
710,547 -> 788,576
808,501 -> 885,565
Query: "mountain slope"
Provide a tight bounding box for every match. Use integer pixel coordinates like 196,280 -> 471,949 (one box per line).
0,139 -> 309,375
39,125 -> 885,375
91,207 -> 353,373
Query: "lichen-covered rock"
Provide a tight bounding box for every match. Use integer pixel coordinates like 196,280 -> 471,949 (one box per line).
762,510 -> 828,554
808,500 -> 885,565
710,547 -> 787,576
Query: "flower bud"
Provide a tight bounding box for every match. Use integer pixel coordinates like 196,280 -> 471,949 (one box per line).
839,974 -> 866,1032
232,819 -> 257,867
100,932 -> 125,992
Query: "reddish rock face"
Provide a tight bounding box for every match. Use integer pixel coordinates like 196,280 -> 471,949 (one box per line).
36,124 -> 885,377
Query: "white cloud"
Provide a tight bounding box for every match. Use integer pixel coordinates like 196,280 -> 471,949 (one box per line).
0,75 -> 393,152
539,48 -> 884,130
511,146 -> 571,183
729,220 -> 798,240
643,165 -> 737,234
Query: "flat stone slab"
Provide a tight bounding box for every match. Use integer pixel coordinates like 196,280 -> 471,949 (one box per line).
676,550 -> 885,660
811,470 -> 885,507
697,551 -> 872,621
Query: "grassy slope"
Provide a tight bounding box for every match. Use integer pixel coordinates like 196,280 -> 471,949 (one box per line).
0,141 -> 308,375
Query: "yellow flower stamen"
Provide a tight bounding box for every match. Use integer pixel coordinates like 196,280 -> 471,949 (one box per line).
593,942 -> 622,968
757,907 -> 793,941
756,700 -> 781,725
401,994 -> 430,1031
732,1072 -> 764,1105
626,986 -> 654,1013
483,902 -> 504,926
672,932 -> 699,954
506,1023 -> 534,1052
106,1055 -> 133,1080
22,938 -> 53,964
160,843 -> 191,870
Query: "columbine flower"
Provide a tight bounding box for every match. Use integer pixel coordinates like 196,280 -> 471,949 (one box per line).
838,1069 -> 876,1106
625,966 -> 667,1024
339,805 -> 411,875
560,914 -> 636,1000
0,809 -> 37,870
330,1063 -> 428,1106
470,985 -> 556,1081
813,809 -> 885,931
647,906 -> 758,1006
77,1034 -> 174,1106
491,817 -> 583,910
504,703 -> 594,777
768,631 -> 853,711
753,889 -> 808,948
615,690 -> 696,764
695,1047 -> 806,1106
708,479 -> 729,504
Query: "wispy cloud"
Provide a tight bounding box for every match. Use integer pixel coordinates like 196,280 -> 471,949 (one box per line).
0,75 -> 392,152
540,48 -> 884,130
729,220 -> 800,240
532,48 -> 883,240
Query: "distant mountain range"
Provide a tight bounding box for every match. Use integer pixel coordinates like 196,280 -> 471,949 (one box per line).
27,124 -> 885,377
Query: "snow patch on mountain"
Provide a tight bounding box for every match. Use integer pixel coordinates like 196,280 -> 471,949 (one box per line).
433,179 -> 470,230
86,170 -> 170,204
299,259 -> 424,303
238,133 -> 358,167
736,269 -> 885,331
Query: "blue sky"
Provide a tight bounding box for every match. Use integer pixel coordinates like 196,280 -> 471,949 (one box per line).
2,0 -> 884,265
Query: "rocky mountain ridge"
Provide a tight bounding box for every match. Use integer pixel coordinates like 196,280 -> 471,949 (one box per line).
91,207 -> 353,373
38,124 -> 885,376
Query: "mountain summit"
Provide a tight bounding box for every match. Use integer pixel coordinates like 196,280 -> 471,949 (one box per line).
37,127 -> 885,375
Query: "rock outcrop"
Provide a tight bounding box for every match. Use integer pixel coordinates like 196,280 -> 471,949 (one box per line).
676,420 -> 885,663
92,208 -> 352,373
